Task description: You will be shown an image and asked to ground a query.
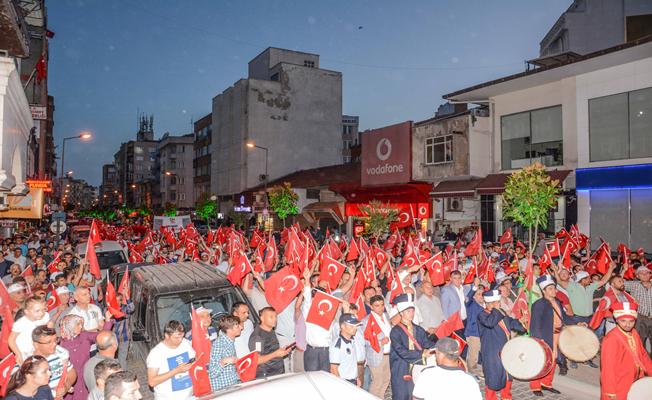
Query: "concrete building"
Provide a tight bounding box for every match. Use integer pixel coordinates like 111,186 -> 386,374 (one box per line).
62,177 -> 97,209
539,0 -> 652,58
193,113 -> 212,203
212,47 -> 343,210
342,115 -> 359,163
99,164 -> 119,206
412,103 -> 491,238
444,36 -> 652,250
159,133 -> 194,209
113,115 -> 159,207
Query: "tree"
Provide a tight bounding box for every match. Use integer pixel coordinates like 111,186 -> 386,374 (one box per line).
196,195 -> 218,222
163,202 -> 177,217
267,182 -> 299,226
357,200 -> 399,241
502,162 -> 561,255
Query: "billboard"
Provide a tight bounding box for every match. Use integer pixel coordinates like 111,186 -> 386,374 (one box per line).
361,121 -> 412,186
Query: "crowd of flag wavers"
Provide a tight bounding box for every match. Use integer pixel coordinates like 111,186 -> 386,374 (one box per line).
0,220 -> 650,400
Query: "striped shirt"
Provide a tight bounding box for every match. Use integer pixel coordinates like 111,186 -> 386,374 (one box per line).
624,280 -> 652,317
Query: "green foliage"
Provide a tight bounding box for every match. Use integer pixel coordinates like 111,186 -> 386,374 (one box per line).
357,200 -> 399,239
163,202 -> 177,217
268,182 -> 299,221
502,162 -> 561,251
196,198 -> 218,222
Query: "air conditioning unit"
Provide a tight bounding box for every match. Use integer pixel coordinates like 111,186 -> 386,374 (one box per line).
0,194 -> 8,211
446,197 -> 463,212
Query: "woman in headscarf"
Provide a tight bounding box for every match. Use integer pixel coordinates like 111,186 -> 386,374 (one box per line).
59,312 -> 112,400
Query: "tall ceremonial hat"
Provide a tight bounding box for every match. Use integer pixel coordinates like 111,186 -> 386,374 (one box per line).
483,289 -> 501,303
536,274 -> 556,290
393,293 -> 415,312
612,301 -> 638,321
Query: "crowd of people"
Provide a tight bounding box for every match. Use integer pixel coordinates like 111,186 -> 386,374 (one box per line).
0,219 -> 651,400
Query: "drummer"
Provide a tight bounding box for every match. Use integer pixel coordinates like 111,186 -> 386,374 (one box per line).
529,275 -> 569,397
600,302 -> 652,400
478,289 -> 526,400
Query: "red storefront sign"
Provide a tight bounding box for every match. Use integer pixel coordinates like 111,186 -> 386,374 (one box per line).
361,121 -> 412,187
345,202 -> 431,219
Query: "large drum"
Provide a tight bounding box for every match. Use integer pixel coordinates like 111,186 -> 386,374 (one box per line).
628,377 -> 652,400
501,336 -> 553,381
559,325 -> 600,362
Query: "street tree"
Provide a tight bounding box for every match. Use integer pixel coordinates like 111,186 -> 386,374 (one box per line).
358,200 -> 398,241
268,182 -> 299,226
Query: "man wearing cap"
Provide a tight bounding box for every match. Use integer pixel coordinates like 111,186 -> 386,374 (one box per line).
600,302 -> 652,400
624,266 -> 652,354
529,275 -> 569,396
329,313 -> 364,385
363,294 -> 391,398
412,337 -> 482,400
478,289 -> 526,400
389,293 -> 436,400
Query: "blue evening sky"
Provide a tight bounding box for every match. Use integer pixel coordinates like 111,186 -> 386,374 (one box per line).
48,0 -> 570,185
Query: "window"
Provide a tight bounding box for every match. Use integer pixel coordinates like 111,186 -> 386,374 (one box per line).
170,160 -> 176,169
343,156 -> 351,163
304,60 -> 315,68
589,189 -> 652,250
425,135 -> 453,164
135,156 -> 144,161
343,139 -> 352,149
169,176 -> 177,185
501,105 -> 562,170
589,87 -> 652,161
179,193 -> 186,201
169,191 -> 176,201
134,146 -> 143,154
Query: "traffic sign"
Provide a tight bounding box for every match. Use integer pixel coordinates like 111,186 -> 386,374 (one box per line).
50,221 -> 67,235
52,211 -> 66,222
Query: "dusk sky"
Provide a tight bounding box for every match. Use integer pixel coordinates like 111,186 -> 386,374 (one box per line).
48,0 -> 571,186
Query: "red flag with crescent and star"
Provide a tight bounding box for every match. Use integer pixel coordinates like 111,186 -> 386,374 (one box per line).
189,306 -> 212,396
264,267 -> 302,313
0,353 -> 16,396
364,313 -> 382,353
118,267 -> 130,300
105,281 -> 125,319
236,351 -> 259,382
227,252 -> 252,287
306,290 -> 342,330
499,227 -> 513,246
463,228 -> 482,257
46,287 -> 61,312
264,235 -> 278,272
435,311 -> 464,338
423,251 -> 445,286
0,306 -> 14,358
319,256 -> 347,290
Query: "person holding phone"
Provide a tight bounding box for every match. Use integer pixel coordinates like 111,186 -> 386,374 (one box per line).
249,307 -> 291,378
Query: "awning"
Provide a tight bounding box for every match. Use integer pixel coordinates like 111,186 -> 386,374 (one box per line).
329,182 -> 432,203
476,170 -> 571,195
430,179 -> 483,198
301,201 -> 345,225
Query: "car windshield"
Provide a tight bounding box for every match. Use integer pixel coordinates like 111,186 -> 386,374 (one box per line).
156,289 -> 249,332
97,251 -> 128,270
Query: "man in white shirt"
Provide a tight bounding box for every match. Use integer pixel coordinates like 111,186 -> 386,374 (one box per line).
412,337 -> 482,400
232,301 -> 254,358
416,279 -> 445,335
146,320 -> 195,400
68,286 -> 105,331
301,267 -> 334,372
6,247 -> 26,268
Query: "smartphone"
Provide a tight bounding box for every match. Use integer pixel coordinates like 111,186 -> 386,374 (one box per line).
187,357 -> 196,363
284,342 -> 297,350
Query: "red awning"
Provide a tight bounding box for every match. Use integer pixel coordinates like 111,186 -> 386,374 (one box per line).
430,179 -> 483,198
329,182 -> 432,203
476,169 -> 571,195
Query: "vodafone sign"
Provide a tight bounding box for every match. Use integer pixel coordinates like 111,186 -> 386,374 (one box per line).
361,121 -> 412,186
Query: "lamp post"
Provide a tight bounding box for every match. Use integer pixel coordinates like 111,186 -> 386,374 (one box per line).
60,132 -> 91,206
246,141 -> 269,202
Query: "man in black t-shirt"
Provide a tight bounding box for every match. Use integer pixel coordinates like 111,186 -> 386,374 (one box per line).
248,307 -> 292,378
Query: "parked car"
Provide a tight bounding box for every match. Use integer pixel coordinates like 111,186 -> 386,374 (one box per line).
128,261 -> 259,362
70,225 -> 91,243
76,240 -> 129,279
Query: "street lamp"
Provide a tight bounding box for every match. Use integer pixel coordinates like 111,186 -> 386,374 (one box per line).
60,132 -> 92,205
245,141 -> 269,205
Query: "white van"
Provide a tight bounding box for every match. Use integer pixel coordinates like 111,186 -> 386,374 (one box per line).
76,240 -> 129,277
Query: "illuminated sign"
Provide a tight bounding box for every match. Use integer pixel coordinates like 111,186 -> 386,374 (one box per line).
26,180 -> 53,192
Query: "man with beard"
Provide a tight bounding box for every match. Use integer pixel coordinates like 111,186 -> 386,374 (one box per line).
600,302 -> 652,399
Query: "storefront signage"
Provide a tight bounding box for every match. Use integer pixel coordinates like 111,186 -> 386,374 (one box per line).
234,205 -> 252,213
26,179 -> 53,192
0,188 -> 44,219
361,121 -> 412,186
30,105 -> 47,120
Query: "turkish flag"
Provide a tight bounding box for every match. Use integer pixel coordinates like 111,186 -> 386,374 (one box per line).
0,353 -> 16,397
249,231 -> 263,249
388,268 -> 405,303
546,239 -> 560,258
129,248 -> 144,263
306,290 -> 341,330
523,257 -> 535,291
442,253 -> 457,280
435,311 -> 464,338
236,351 -> 259,382
451,331 -> 467,353
372,246 -> 389,269
89,219 -> 102,244
118,267 -> 130,300
105,281 -> 125,319
364,313 -> 382,353
190,306 -> 212,396
400,237 -> 420,269
264,236 -> 278,272
538,249 -> 552,274
0,306 -> 14,358
264,267 -> 302,313
359,238 -> 370,258
47,252 -> 61,274
423,252 -> 445,286
55,360 -> 68,399
227,252 -> 252,287
463,228 -> 482,257
21,265 -> 33,277
562,236 -> 579,255
319,256 -> 346,290
383,230 -> 400,250
328,239 -> 343,260
559,241 -> 572,270
85,239 -> 102,279
512,289 -> 529,321
346,238 -> 360,262
46,287 -> 61,312
594,245 -> 612,275
556,228 -> 570,239
185,223 -> 200,241
354,295 -> 367,322
499,227 -> 513,246
463,258 -> 477,285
